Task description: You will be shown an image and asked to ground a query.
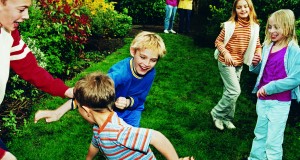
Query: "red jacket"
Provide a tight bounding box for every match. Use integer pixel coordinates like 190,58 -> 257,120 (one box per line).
9,29 -> 68,98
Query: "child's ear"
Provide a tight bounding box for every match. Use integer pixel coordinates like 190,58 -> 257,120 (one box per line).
130,47 -> 136,57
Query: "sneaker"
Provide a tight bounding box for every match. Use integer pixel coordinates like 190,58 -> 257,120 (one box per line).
223,120 -> 236,129
210,111 -> 224,130
164,30 -> 169,33
169,29 -> 176,34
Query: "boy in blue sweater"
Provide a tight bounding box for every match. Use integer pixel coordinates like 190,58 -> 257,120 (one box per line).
35,31 -> 167,127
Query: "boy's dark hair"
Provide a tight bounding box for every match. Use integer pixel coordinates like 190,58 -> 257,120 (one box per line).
74,72 -> 115,111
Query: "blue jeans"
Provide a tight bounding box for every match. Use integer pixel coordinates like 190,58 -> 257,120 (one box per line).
164,5 -> 177,30
249,99 -> 290,160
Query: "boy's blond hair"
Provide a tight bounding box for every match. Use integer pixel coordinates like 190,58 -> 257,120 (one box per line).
130,31 -> 166,58
228,0 -> 259,24
74,72 -> 115,111
264,9 -> 298,46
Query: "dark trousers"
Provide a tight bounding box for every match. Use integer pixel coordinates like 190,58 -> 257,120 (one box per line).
287,99 -> 300,126
178,9 -> 192,33
0,139 -> 8,151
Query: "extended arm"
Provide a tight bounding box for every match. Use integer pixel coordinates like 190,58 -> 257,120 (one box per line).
86,143 -> 99,160
150,130 -> 179,160
34,99 -> 72,123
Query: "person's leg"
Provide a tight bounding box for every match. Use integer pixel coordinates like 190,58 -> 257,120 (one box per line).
186,10 -> 192,33
168,6 -> 177,31
266,101 -> 290,160
178,9 -> 184,33
249,99 -> 269,160
164,5 -> 172,31
211,62 -> 242,121
0,139 -> 7,151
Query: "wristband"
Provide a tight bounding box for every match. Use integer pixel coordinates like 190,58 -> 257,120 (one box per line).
71,98 -> 78,110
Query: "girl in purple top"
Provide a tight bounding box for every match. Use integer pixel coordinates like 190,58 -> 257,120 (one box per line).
164,0 -> 178,34
248,9 -> 300,160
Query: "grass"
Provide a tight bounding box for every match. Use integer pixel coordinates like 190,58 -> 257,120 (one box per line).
7,34 -> 300,160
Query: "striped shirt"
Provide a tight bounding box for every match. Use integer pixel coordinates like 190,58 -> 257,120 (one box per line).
91,112 -> 155,160
215,18 -> 261,66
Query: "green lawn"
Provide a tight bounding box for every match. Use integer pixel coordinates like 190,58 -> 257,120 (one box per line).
7,34 -> 300,160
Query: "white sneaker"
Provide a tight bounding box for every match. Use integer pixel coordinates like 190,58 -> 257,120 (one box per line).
223,120 -> 236,129
210,111 -> 224,130
169,29 -> 176,34
164,30 -> 169,33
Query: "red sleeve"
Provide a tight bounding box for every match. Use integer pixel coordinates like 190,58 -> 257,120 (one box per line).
0,148 -> 5,159
9,30 -> 68,98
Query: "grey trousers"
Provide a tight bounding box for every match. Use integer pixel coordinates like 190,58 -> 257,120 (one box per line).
211,61 -> 243,121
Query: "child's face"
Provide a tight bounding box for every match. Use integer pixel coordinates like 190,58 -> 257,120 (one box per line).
0,0 -> 31,31
267,16 -> 285,43
130,48 -> 158,75
235,0 -> 250,20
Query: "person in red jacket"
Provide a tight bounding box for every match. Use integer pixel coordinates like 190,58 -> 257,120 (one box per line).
0,0 -> 73,158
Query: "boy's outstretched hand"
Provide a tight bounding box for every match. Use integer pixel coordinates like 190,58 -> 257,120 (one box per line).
179,156 -> 195,160
34,110 -> 60,123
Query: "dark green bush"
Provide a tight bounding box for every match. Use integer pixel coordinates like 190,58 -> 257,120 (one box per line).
91,9 -> 132,38
112,0 -> 165,25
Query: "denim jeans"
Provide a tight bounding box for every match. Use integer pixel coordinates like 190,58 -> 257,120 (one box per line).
211,62 -> 242,121
249,99 -> 290,160
164,5 -> 177,30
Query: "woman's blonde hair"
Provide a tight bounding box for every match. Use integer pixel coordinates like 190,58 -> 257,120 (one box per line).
264,9 -> 298,46
228,0 -> 259,24
130,31 -> 166,58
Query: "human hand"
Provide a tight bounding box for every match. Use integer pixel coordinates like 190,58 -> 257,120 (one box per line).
252,53 -> 261,66
115,97 -> 129,110
34,110 -> 61,123
179,156 -> 194,160
257,87 -> 267,98
64,87 -> 74,98
223,52 -> 235,66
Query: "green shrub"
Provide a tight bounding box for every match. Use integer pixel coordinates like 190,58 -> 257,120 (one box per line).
114,0 -> 165,25
91,8 -> 132,38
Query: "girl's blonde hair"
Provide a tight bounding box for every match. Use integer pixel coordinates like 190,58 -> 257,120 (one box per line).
130,31 -> 166,58
228,0 -> 259,24
264,9 -> 298,46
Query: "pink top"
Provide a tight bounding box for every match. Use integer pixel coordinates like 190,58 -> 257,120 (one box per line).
166,0 -> 178,7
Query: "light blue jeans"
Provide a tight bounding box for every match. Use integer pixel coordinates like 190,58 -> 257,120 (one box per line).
164,5 -> 177,30
211,62 -> 242,121
249,99 -> 290,160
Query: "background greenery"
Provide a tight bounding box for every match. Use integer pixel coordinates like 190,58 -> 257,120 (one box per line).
7,34 -> 300,159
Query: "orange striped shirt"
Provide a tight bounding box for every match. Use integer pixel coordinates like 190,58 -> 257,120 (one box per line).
215,19 -> 261,66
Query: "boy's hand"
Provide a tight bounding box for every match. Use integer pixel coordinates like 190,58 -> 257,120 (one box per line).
179,156 -> 195,160
34,110 -> 61,123
252,54 -> 261,66
115,97 -> 129,110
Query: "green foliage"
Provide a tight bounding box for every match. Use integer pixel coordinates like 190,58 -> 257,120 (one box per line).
91,9 -> 132,38
2,111 -> 20,135
114,0 -> 165,25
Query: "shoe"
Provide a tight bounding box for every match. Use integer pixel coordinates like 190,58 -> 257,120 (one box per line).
210,111 -> 224,130
223,120 -> 236,129
164,30 -> 169,33
169,29 -> 176,34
